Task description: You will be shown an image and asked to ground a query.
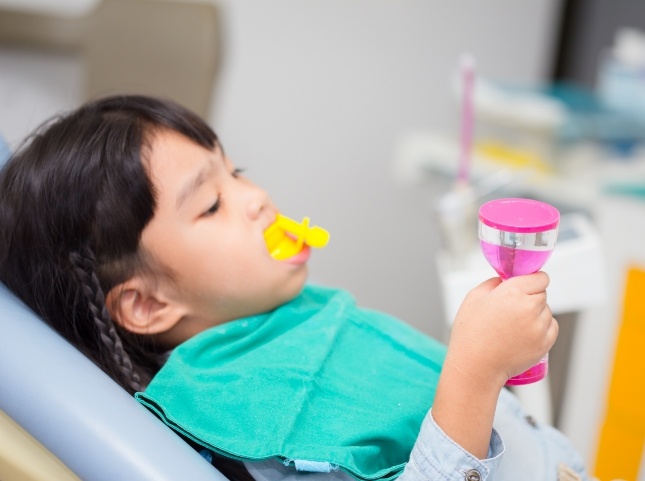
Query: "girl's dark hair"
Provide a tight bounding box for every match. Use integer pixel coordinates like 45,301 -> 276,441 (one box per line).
0,95 -> 217,393
0,95 -> 255,481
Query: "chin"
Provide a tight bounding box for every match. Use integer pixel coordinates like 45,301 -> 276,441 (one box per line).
275,274 -> 308,307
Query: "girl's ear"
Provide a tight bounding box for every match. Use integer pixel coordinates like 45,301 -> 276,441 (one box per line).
106,277 -> 185,335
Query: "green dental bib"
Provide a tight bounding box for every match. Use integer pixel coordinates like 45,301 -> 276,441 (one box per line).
135,286 -> 446,480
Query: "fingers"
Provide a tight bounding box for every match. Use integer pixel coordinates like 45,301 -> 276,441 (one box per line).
537,302 -> 559,352
544,313 -> 559,351
508,271 -> 550,295
468,277 -> 502,299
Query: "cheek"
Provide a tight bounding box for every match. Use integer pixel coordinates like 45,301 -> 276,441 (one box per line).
211,226 -> 269,263
191,233 -> 263,278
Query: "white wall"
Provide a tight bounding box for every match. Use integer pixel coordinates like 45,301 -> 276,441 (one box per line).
211,0 -> 562,338
0,49 -> 83,147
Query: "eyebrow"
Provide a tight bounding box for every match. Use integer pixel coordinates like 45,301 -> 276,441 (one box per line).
176,162 -> 214,210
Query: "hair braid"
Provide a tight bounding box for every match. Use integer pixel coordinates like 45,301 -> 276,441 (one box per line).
69,246 -> 144,393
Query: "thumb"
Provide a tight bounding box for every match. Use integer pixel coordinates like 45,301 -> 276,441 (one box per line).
467,276 -> 502,301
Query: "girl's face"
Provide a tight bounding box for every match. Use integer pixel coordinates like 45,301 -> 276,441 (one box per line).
139,129 -> 309,342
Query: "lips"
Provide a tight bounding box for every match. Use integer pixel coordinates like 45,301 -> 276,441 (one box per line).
280,245 -> 311,265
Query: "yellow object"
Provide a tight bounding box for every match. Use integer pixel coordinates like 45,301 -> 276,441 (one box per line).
476,140 -> 553,174
264,214 -> 330,260
0,409 -> 81,481
594,267 -> 645,481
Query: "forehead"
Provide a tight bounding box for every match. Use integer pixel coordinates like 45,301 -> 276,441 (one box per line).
145,129 -> 223,192
147,128 -> 219,167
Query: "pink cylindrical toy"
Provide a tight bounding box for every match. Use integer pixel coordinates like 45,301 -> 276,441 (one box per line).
478,198 -> 560,385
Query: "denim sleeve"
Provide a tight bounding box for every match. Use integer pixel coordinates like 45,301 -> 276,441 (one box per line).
398,409 -> 505,481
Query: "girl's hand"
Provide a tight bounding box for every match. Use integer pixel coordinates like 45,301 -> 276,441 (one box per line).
432,272 -> 557,460
446,272 -> 558,390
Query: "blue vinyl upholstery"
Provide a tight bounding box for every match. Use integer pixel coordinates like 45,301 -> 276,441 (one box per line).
0,281 -> 227,481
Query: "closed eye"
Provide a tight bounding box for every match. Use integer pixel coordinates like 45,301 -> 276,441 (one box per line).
202,168 -> 243,217
203,197 -> 221,217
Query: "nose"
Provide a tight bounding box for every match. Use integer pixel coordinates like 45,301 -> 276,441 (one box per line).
244,179 -> 273,221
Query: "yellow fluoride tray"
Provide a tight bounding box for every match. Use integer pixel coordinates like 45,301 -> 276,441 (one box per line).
264,214 -> 330,260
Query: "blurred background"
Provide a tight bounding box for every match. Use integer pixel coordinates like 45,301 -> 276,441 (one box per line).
1,0 -> 645,479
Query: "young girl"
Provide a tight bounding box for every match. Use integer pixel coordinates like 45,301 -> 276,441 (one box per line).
0,95 -> 589,481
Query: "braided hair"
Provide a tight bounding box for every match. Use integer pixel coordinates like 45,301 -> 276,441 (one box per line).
68,246 -> 144,392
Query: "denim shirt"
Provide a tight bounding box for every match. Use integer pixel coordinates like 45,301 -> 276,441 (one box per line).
244,388 -> 590,481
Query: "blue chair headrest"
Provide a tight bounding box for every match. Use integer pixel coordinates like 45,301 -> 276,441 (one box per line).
0,134 -> 10,167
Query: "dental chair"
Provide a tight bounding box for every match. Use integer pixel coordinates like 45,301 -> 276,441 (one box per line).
0,282 -> 228,481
